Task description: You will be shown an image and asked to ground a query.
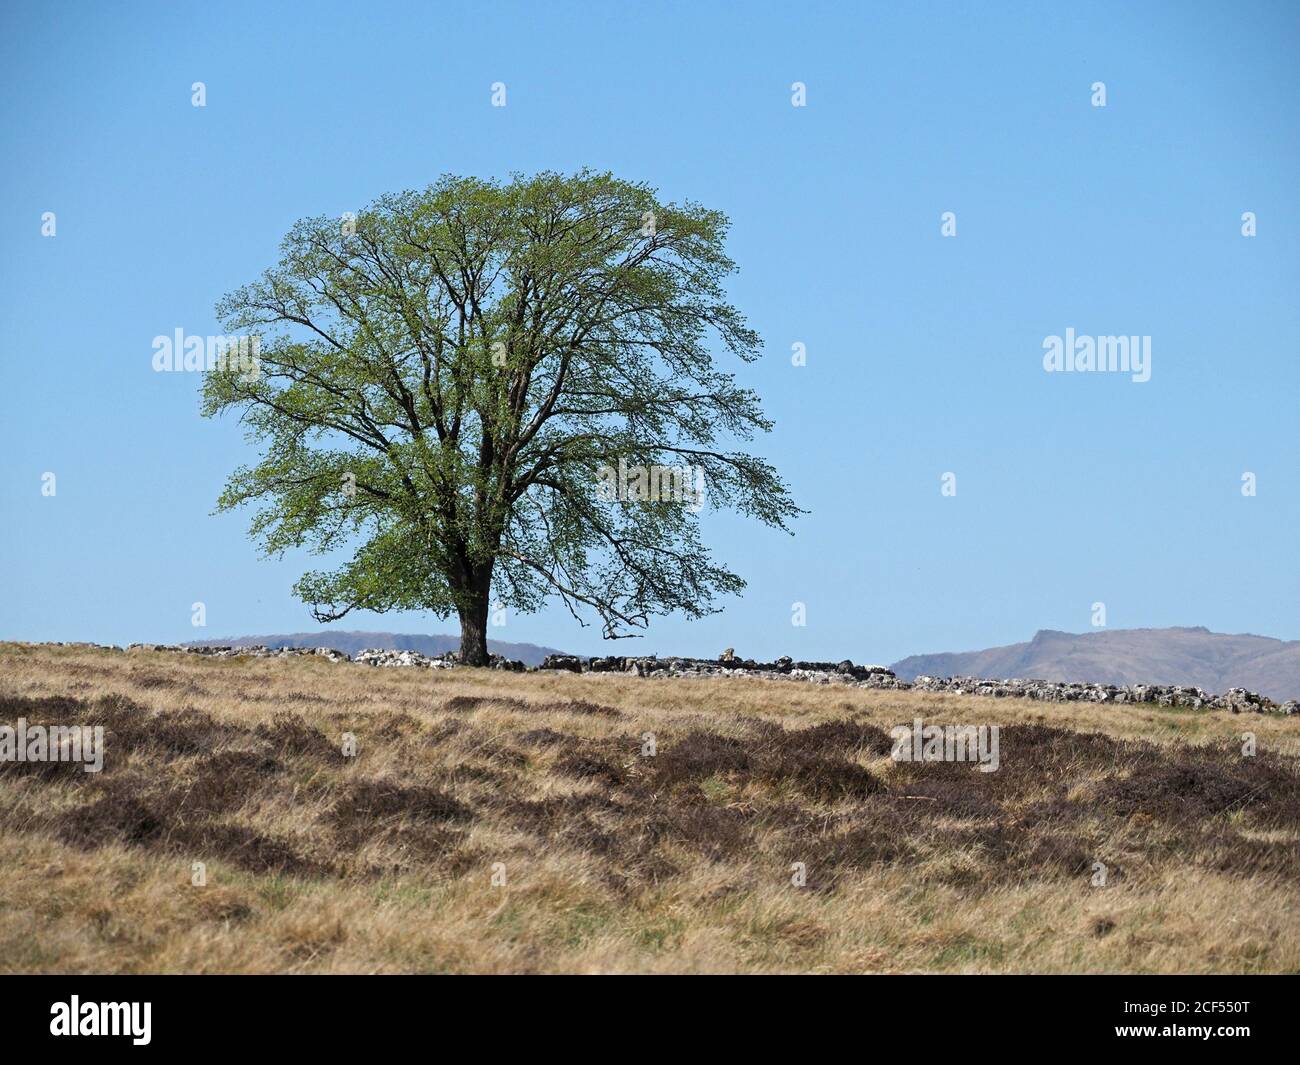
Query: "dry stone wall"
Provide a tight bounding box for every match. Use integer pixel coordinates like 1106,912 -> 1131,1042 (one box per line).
20,642 -> 1297,714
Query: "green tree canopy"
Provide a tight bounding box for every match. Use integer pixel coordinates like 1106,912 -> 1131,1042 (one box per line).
203,170 -> 798,664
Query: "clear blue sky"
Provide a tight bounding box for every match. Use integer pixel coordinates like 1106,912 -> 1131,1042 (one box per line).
2,0 -> 1297,662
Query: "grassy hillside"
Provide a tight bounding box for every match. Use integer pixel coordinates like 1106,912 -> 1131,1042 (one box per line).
2,641 -> 1299,974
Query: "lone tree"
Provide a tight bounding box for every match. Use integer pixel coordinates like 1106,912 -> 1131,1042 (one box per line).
203,171 -> 798,665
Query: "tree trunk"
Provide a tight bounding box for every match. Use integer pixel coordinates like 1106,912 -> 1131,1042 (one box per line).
457,575 -> 492,666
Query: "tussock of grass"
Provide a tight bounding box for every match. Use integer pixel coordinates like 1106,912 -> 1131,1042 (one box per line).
1,641 -> 1298,973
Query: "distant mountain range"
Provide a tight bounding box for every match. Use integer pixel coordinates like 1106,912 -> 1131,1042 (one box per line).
185,630 -> 567,667
890,626 -> 1300,701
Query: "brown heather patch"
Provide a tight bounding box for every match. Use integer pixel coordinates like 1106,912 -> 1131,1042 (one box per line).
442,694 -> 529,713
330,779 -> 472,825
2,641 -> 1299,973
553,751 -> 628,787
516,727 -> 571,748
537,699 -> 622,717
254,711 -> 338,761
125,669 -> 181,690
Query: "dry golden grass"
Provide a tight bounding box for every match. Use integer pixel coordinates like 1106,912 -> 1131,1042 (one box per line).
2,640 -> 1298,974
